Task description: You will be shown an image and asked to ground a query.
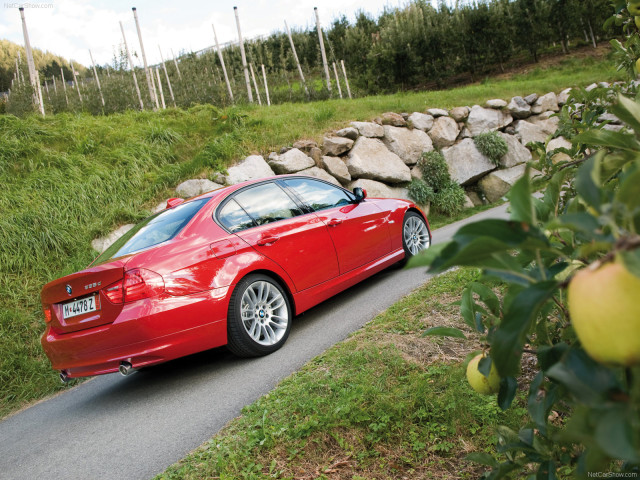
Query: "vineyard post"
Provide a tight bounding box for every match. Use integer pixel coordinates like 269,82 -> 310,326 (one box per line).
284,20 -> 309,99
19,7 -> 45,116
340,60 -> 352,99
89,49 -> 106,108
149,66 -> 160,110
119,20 -> 144,110
249,63 -> 262,105
212,23 -> 234,102
158,46 -> 176,107
332,62 -> 342,99
14,57 -> 21,86
261,64 -> 271,106
43,75 -> 51,103
155,67 -> 166,109
314,7 -> 332,93
60,67 -> 69,105
170,48 -> 182,80
52,75 -> 57,93
70,62 -> 83,103
132,7 -> 158,110
234,6 -> 254,102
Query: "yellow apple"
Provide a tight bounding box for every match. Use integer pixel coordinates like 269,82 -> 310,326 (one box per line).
568,260 -> 640,366
466,354 -> 501,395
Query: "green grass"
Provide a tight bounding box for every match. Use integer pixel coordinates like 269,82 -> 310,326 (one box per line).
0,49 -> 620,418
155,269 -> 527,479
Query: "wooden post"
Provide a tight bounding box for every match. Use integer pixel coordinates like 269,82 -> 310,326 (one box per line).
340,60 -> 352,99
70,62 -> 83,103
132,7 -> 157,110
314,7 -> 331,93
212,23 -> 234,102
261,64 -> 270,106
284,20 -> 309,99
149,65 -> 160,110
60,67 -> 69,105
15,57 -> 21,86
158,46 -> 176,107
234,6 -> 253,102
170,48 -> 182,80
44,75 -> 51,102
19,7 -> 45,116
155,67 -> 166,109
52,75 -> 57,93
89,49 -> 105,107
332,62 -> 342,99
249,63 -> 262,105
120,20 -> 144,110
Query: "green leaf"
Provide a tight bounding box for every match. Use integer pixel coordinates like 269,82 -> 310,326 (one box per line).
465,452 -> 498,468
406,242 -> 448,268
574,156 -> 601,210
478,356 -> 492,377
574,128 -> 640,153
498,376 -> 518,411
619,249 -> 640,279
616,168 -> 640,211
536,460 -> 557,480
422,326 -> 466,339
460,287 -> 476,330
469,281 -> 501,316
611,94 -> 640,133
595,408 -> 640,463
555,212 -> 600,234
506,170 -> 535,224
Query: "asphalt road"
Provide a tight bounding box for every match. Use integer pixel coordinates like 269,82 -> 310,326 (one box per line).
0,203 -> 509,480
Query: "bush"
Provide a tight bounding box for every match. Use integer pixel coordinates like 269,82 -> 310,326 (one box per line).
418,151 -> 450,191
407,178 -> 434,206
432,181 -> 466,216
473,131 -> 508,165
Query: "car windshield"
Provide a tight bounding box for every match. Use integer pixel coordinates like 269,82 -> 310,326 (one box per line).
94,198 -> 209,263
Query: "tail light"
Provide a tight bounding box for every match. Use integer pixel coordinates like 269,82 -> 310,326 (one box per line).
42,304 -> 52,323
103,268 -> 165,304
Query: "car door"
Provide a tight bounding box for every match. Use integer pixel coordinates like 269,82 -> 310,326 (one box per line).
281,178 -> 392,274
217,181 -> 340,292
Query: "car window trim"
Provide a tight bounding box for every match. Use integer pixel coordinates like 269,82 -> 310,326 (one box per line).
276,177 -> 358,213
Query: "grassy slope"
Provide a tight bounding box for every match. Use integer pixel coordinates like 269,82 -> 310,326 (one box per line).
0,50 -> 622,418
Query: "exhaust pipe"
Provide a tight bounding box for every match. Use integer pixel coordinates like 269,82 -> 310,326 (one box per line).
119,361 -> 135,376
59,370 -> 70,383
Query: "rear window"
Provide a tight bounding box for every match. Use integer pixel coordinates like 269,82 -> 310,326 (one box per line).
95,198 -> 209,262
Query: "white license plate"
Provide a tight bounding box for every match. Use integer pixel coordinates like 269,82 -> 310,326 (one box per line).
63,295 -> 99,319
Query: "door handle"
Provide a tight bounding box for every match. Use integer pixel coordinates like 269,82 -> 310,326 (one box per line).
257,236 -> 280,246
327,218 -> 343,226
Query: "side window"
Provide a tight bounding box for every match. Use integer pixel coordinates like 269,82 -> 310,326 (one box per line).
234,183 -> 304,226
218,199 -> 255,233
283,178 -> 353,212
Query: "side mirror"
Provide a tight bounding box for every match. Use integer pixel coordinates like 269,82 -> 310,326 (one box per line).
166,197 -> 185,209
353,187 -> 367,203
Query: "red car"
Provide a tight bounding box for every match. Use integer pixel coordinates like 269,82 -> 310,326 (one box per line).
40,175 -> 431,381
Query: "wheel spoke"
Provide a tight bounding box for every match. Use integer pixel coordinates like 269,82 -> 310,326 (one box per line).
239,280 -> 289,347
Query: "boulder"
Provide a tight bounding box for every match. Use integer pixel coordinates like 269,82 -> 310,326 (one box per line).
557,88 -> 572,105
152,201 -> 167,213
176,178 -> 223,198
212,172 -> 226,184
91,224 -> 135,253
479,164 -> 541,203
524,93 -> 538,105
465,190 -> 484,207
450,106 -> 470,122
350,121 -> 385,138
380,112 -> 406,127
463,194 -> 475,209
546,136 -> 572,163
442,138 -> 496,186
427,116 -> 460,148
585,83 -> 598,92
298,166 -> 341,186
347,178 -> 410,202
507,96 -> 531,119
466,105 -> 513,137
382,126 -> 434,165
346,137 -> 411,183
309,146 -> 323,166
427,108 -> 448,117
268,148 -> 315,174
410,165 -> 423,180
498,132 -> 533,168
514,120 -> 548,146
320,156 -> 351,184
531,92 -> 559,114
292,139 -> 318,153
408,112 -> 434,131
226,155 -> 275,185
528,114 -> 559,135
598,113 -> 622,124
602,124 -> 624,132
486,99 -> 508,108
336,127 -> 359,140
322,136 -> 354,156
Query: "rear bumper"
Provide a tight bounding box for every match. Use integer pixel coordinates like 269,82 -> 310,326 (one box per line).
41,287 -> 230,378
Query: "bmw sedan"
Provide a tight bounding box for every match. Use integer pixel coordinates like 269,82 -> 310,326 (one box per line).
40,175 -> 431,381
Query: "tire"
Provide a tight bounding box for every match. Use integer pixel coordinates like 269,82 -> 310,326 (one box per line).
397,211 -> 431,267
227,273 -> 292,357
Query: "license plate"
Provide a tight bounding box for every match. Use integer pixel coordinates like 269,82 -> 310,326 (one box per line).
63,295 -> 100,319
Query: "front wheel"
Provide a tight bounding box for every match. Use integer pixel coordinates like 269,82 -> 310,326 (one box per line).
227,274 -> 292,357
398,211 -> 431,266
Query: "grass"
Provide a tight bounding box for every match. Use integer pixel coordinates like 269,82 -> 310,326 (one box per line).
155,269 -> 527,480
0,47 -> 621,418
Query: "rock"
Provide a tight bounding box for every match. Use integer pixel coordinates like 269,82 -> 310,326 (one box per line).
410,165 -> 423,180
350,121 -> 385,138
336,127 -> 359,140
322,136 -> 354,156
408,112 -> 434,131
427,116 -> 460,149
292,139 -> 318,153
557,88 -> 572,105
442,138 -> 496,186
176,178 -> 223,198
91,224 -> 135,253
507,96 -> 531,119
152,201 -> 167,213
320,156 -> 351,184
226,155 -> 275,185
504,125 -> 516,135
585,83 -> 598,92
524,93 -> 538,105
598,82 -> 610,88
212,172 -> 226,184
380,112 -> 407,127
466,105 -> 513,137
528,114 -> 560,135
347,178 -> 410,202
458,126 -> 472,139
486,99 -> 508,108
427,108 -> 448,117
498,132 -> 532,168
463,194 -> 475,209
546,136 -> 572,163
450,106 -> 470,122
267,148 -> 315,174
466,190 -> 484,206
401,113 -> 410,120
346,137 -> 411,183
279,146 -> 292,154
382,126 -> 434,165
602,124 -> 624,132
479,164 -> 541,203
531,92 -> 559,114
514,120 -> 548,146
298,166 -> 341,186
598,113 -> 622,124
309,146 -> 323,166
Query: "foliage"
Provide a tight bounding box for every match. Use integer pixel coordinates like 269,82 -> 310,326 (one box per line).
407,178 -> 434,206
417,150 -> 466,215
474,131 -> 509,165
432,181 -> 466,216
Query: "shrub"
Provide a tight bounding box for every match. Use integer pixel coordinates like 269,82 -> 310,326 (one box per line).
407,178 -> 434,206
418,151 -> 450,191
473,131 -> 508,165
432,181 -> 466,216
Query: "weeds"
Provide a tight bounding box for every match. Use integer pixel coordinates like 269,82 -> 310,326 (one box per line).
473,131 -> 508,165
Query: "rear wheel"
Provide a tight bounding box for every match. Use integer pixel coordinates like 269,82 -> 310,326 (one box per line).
398,211 -> 430,267
227,274 -> 292,357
